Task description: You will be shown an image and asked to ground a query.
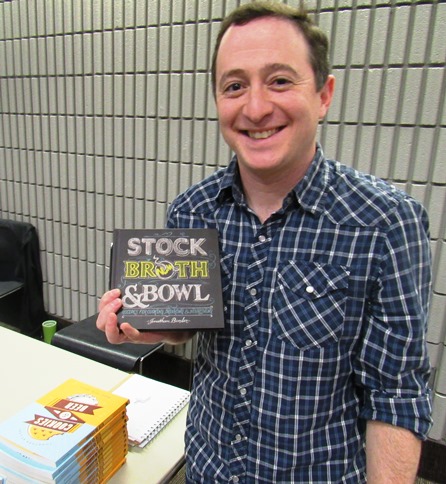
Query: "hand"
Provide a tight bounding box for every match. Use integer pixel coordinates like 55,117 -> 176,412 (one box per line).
96,289 -> 195,345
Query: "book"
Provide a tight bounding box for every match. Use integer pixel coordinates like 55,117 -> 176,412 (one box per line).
113,374 -> 190,448
110,228 -> 225,331
0,379 -> 128,483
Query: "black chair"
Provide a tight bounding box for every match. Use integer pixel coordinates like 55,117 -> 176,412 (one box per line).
52,314 -> 163,373
0,219 -> 47,337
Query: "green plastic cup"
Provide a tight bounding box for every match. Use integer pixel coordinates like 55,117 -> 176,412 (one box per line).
42,320 -> 57,344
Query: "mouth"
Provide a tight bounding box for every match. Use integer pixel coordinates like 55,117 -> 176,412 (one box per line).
243,128 -> 282,140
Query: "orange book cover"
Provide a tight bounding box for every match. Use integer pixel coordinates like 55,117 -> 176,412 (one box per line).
0,379 -> 128,472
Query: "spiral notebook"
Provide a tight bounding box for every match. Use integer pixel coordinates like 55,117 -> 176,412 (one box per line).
112,374 -> 190,448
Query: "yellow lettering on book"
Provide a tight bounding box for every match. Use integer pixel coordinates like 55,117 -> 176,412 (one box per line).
125,261 -> 156,278
174,261 -> 208,278
124,260 -> 209,279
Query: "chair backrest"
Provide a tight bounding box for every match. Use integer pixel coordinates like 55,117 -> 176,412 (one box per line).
0,219 -> 32,282
0,218 -> 47,336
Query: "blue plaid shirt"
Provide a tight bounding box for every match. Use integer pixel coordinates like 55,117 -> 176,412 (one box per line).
167,146 -> 432,483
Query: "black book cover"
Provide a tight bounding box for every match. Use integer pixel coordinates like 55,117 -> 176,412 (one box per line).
110,228 -> 225,331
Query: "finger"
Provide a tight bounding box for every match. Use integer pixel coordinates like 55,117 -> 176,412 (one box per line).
119,325 -> 169,345
118,323 -> 143,343
104,312 -> 128,344
98,288 -> 121,312
96,296 -> 122,331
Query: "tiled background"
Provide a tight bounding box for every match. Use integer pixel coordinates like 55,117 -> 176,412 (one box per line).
0,0 -> 445,440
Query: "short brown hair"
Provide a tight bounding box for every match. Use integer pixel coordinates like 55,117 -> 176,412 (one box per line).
211,1 -> 330,95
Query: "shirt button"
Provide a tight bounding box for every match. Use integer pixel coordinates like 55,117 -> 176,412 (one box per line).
249,288 -> 257,296
235,434 -> 242,442
258,235 -> 266,242
306,285 -> 315,294
246,339 -> 253,347
240,388 -> 247,396
232,477 -> 239,483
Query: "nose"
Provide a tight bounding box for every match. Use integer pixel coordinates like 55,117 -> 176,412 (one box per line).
242,86 -> 273,123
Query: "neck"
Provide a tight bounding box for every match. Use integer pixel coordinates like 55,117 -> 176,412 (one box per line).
236,146 -> 317,223
240,167 -> 305,223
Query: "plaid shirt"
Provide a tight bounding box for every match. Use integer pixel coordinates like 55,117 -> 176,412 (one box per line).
167,146 -> 432,483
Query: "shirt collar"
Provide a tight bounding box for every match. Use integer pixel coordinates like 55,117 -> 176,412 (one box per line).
217,144 -> 331,214
291,144 -> 331,215
218,158 -> 244,204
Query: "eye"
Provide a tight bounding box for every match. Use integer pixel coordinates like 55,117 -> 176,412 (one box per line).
225,82 -> 243,93
272,77 -> 292,88
220,81 -> 245,98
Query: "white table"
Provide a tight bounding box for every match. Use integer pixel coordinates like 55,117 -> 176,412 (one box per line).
0,327 -> 187,483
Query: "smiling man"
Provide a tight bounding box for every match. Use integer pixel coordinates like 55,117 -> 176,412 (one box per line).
97,2 -> 432,482
214,14 -> 334,222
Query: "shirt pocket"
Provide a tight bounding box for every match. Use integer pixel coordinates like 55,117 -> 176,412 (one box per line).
272,260 -> 349,350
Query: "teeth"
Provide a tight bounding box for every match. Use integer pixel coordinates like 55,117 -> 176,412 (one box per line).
247,129 -> 278,139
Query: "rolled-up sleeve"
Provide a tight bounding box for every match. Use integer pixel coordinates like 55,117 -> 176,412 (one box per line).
356,196 -> 433,439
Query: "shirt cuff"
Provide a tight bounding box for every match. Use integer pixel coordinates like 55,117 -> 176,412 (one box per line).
360,389 -> 433,440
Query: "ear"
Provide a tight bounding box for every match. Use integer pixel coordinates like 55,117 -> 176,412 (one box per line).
318,75 -> 335,119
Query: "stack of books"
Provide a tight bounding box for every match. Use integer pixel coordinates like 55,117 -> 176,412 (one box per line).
0,379 -> 129,483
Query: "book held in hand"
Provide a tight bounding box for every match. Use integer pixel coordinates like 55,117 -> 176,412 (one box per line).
110,228 -> 225,331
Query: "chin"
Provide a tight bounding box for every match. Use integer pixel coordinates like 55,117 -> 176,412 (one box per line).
241,161 -> 285,177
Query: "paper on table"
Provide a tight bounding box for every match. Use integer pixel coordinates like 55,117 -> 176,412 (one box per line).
113,374 -> 190,448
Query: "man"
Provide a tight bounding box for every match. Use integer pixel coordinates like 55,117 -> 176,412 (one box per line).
97,2 -> 432,482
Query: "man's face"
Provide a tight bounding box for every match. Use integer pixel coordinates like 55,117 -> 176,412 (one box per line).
215,17 -> 334,184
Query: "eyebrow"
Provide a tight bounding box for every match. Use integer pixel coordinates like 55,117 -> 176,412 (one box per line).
217,63 -> 301,91
217,68 -> 245,91
262,63 -> 300,78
